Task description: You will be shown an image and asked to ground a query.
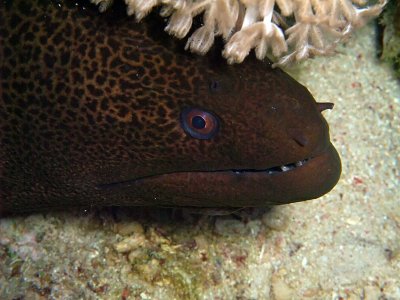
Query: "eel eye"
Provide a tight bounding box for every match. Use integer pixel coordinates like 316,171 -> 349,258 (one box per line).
180,107 -> 219,140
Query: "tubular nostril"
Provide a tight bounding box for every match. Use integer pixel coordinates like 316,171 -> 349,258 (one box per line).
317,102 -> 334,112
288,128 -> 308,147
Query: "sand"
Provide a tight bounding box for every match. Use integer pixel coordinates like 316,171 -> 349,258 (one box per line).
0,23 -> 399,299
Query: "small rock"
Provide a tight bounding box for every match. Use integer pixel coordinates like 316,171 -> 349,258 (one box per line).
140,292 -> 151,300
302,287 -> 321,297
262,209 -> 288,231
136,259 -> 160,281
114,221 -> 144,236
214,218 -> 246,236
246,220 -> 262,236
128,248 -> 148,262
345,216 -> 361,225
114,235 -> 147,253
147,227 -> 170,245
363,285 -> 381,300
271,275 -> 294,300
194,235 -> 208,250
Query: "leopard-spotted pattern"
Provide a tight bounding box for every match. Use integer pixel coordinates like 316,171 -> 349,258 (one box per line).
0,0 -> 340,214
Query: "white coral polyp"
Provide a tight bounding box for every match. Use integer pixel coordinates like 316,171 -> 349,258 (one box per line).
258,18 -> 287,58
185,26 -> 215,54
91,0 -> 387,66
165,10 -> 193,38
223,26 -> 259,64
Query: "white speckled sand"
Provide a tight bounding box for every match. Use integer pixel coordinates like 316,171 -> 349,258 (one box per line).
0,24 -> 399,299
275,24 -> 400,297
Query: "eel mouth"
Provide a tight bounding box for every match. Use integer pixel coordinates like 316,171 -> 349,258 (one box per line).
96,144 -> 341,207
97,158 -> 311,190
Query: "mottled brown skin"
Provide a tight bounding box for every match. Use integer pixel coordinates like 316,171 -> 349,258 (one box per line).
0,0 -> 341,215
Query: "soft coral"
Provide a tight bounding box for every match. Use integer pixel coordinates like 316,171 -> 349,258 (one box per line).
92,0 -> 387,66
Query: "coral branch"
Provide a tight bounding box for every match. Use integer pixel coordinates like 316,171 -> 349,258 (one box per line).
91,0 -> 387,66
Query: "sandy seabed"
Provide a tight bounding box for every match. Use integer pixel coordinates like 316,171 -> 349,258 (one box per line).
0,23 -> 399,299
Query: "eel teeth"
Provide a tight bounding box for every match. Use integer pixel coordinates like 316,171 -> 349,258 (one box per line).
231,159 -> 309,175
279,159 -> 308,172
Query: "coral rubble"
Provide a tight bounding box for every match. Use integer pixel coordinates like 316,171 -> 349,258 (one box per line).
91,0 -> 386,66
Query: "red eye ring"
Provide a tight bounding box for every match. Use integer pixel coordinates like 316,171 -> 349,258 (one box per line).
180,108 -> 219,140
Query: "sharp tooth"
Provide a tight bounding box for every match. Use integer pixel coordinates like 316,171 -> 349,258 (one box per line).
280,165 -> 290,172
295,161 -> 303,167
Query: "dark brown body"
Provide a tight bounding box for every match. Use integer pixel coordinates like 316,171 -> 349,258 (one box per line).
0,0 -> 341,215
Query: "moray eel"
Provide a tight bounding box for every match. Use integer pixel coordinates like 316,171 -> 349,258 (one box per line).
0,0 -> 341,215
